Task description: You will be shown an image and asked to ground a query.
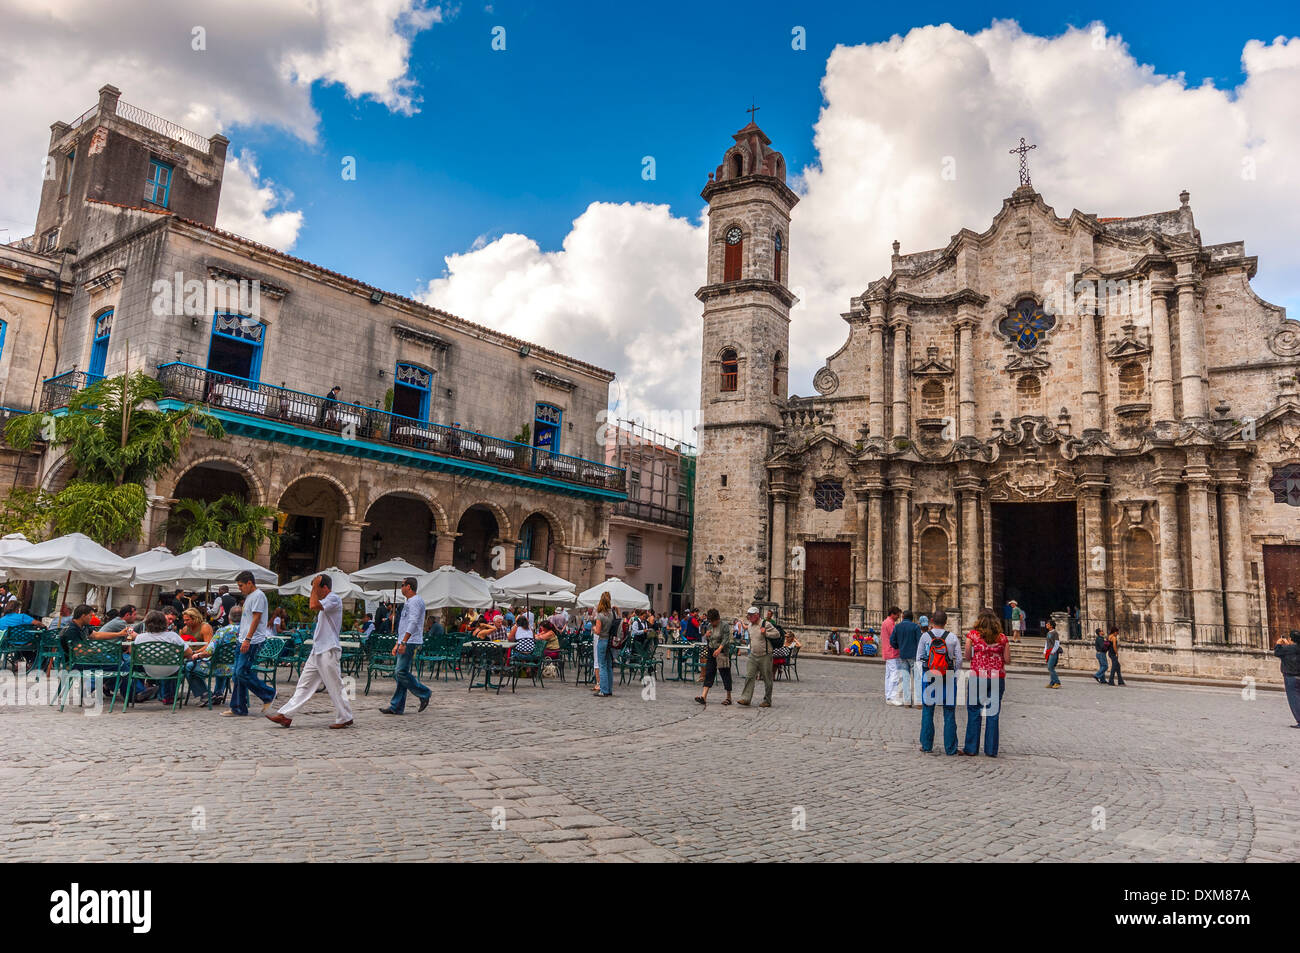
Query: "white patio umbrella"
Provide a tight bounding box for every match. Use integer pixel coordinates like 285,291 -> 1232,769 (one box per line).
415,565 -> 494,610
351,556 -> 428,604
532,590 -> 576,606
121,545 -> 174,612
493,562 -> 576,597
0,533 -> 34,582
278,567 -> 375,601
0,533 -> 137,603
136,541 -> 277,588
576,576 -> 651,610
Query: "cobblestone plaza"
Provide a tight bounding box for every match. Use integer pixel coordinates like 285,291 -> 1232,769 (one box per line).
1,658 -> 1296,863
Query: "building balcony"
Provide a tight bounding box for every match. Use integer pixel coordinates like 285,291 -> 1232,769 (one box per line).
38,362 -> 626,499
37,370 -> 104,412
613,499 -> 690,530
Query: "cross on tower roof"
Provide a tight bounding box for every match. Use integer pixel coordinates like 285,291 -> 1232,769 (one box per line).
746,100 -> 760,124
1009,136 -> 1037,187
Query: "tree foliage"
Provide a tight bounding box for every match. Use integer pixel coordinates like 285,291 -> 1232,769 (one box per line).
48,480 -> 149,546
5,371 -> 225,486
167,493 -> 281,559
0,488 -> 54,542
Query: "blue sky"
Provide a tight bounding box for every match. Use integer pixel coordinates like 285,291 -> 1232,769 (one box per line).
226,0 -> 1300,295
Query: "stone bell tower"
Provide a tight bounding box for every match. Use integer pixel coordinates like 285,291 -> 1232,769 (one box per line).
690,117 -> 799,615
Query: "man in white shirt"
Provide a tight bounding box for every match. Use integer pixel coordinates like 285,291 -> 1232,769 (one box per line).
268,574 -> 354,729
224,570 -> 277,717
380,576 -> 431,715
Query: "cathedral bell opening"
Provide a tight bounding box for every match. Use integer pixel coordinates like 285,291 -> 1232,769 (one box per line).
990,502 -> 1080,636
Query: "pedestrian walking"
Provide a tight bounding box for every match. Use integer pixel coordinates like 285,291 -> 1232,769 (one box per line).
267,573 -> 354,729
736,606 -> 774,708
695,608 -> 732,706
1274,630 -> 1300,728
223,570 -> 277,717
962,610 -> 1009,757
1106,625 -> 1126,686
917,610 -> 961,755
380,577 -> 431,715
1092,628 -> 1109,684
892,610 -> 923,707
1044,619 -> 1062,688
593,592 -> 615,697
881,606 -> 902,704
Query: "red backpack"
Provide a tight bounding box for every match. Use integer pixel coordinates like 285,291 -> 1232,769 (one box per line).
925,633 -> 950,675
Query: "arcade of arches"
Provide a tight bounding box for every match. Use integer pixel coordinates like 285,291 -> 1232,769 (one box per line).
143,442 -> 606,587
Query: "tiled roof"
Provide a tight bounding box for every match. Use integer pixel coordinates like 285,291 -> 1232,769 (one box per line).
82,198 -> 617,380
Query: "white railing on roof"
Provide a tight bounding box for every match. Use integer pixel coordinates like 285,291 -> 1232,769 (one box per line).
115,100 -> 210,154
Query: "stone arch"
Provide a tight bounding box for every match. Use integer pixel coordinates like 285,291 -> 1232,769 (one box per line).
278,470 -> 355,522
40,451 -> 76,493
275,474 -> 353,580
366,484 -> 449,534
362,490 -> 442,571
454,502 -> 510,575
167,454 -> 266,506
518,505 -> 567,549
460,499 -> 511,542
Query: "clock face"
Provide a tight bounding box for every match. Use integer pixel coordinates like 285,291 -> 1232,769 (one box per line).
725,226 -> 743,246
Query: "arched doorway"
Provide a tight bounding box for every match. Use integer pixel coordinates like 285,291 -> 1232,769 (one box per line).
166,461 -> 256,552
276,477 -> 349,581
515,512 -> 557,572
454,505 -> 500,575
363,493 -> 437,570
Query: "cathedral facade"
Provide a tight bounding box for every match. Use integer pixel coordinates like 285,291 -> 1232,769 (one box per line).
690,122 -> 1300,676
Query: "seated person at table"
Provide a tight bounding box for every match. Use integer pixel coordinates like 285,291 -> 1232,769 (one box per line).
536,619 -> 561,659
179,607 -> 214,643
132,610 -> 197,705
90,605 -> 143,640
359,613 -> 375,639
188,606 -> 240,704
509,613 -> 535,655
0,599 -> 36,629
471,616 -> 502,641
58,604 -> 98,654
772,631 -> 802,663
825,629 -> 841,654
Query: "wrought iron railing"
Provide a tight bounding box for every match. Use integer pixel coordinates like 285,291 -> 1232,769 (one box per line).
0,405 -> 31,439
1192,622 -> 1269,651
154,362 -> 625,493
38,370 -> 104,412
614,499 -> 689,530
115,101 -> 211,153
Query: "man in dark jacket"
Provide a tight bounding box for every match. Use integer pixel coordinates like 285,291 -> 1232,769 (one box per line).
890,611 -> 924,707
1274,630 -> 1300,728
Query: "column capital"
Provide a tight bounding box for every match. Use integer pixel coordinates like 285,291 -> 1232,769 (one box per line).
953,314 -> 978,331
867,300 -> 888,321
1148,279 -> 1175,296
769,488 -> 796,503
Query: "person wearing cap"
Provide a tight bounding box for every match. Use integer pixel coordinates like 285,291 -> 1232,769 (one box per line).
736,606 -> 774,708
1007,600 -> 1024,643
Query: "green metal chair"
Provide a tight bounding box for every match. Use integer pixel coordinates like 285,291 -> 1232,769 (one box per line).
185,640 -> 238,708
0,625 -> 42,673
572,640 -> 594,686
252,637 -> 287,695
503,639 -> 548,691
364,635 -> 399,695
58,641 -> 124,712
33,628 -> 64,677
116,641 -> 187,713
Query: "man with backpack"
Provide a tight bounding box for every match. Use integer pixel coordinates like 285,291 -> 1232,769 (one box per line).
916,610 -> 962,755
737,606 -> 774,708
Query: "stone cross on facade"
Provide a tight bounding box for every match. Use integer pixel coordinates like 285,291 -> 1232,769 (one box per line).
747,101 -> 760,123
1009,136 -> 1037,187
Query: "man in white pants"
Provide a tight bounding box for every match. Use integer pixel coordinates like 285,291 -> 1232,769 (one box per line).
266,574 -> 354,729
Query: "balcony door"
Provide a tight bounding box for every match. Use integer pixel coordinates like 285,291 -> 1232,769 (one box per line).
393,363 -> 430,420
88,310 -> 112,379
206,313 -> 265,384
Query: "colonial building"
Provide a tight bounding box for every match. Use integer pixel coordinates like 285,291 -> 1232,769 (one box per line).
691,121 -> 1300,678
4,86 -> 625,587
603,420 -> 694,614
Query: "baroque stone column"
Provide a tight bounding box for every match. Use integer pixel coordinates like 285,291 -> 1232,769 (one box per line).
891,473 -> 913,611
769,490 -> 791,611
867,302 -> 887,441
1148,279 -> 1176,423
1077,473 -> 1109,624
1152,466 -> 1185,626
955,310 -> 978,438
853,496 -> 868,606
1175,261 -> 1208,419
1217,477 -> 1249,631
1183,452 -> 1223,628
1079,307 -> 1102,432
145,495 -> 174,549
891,307 -> 911,440
956,482 -> 983,624
866,484 -> 885,617
255,516 -> 277,570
